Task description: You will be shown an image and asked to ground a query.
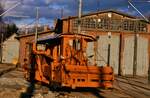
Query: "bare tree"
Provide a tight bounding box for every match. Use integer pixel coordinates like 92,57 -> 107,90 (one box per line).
0,2 -> 3,22
0,1 -> 5,34
148,16 -> 150,22
0,2 -> 18,39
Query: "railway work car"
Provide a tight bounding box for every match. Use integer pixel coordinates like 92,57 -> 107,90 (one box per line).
23,33 -> 114,89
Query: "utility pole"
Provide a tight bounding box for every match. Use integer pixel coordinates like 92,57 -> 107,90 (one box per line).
78,0 -> 82,34
35,7 -> 39,44
75,0 -> 82,49
97,0 -> 100,11
61,8 -> 64,18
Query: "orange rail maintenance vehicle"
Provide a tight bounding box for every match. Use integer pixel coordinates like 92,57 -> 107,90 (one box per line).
24,33 -> 114,89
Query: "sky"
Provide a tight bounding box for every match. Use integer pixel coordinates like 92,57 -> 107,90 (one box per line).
1,0 -> 150,28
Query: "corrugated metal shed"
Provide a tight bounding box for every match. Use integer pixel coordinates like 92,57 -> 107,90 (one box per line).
2,33 -> 19,64
59,9 -> 150,77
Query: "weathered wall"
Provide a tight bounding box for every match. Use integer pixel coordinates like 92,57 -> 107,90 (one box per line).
18,31 -> 53,66
95,34 -> 120,74
2,34 -> 19,64
123,36 -> 134,75
121,35 -> 149,76
95,33 -> 150,76
136,36 -> 149,76
85,32 -> 150,77
60,11 -> 150,77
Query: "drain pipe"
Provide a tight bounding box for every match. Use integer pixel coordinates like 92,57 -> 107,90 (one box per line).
107,44 -> 111,67
107,32 -> 111,66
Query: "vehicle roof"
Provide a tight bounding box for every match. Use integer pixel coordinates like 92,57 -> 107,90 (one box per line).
37,33 -> 96,44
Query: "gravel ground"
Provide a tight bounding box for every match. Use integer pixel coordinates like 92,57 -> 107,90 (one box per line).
0,66 -> 95,98
1,64 -> 148,98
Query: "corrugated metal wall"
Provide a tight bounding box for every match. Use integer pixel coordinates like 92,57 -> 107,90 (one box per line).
97,36 -> 108,66
123,36 -> 134,75
2,34 -> 19,64
62,10 -> 150,77
93,35 -> 119,74
136,36 -> 149,76
86,33 -> 149,77
122,35 -> 149,76
109,35 -> 120,74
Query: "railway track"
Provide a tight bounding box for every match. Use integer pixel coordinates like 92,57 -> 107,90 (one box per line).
114,77 -> 150,98
0,64 -> 149,98
0,65 -> 94,98
0,64 -> 16,77
115,77 -> 150,90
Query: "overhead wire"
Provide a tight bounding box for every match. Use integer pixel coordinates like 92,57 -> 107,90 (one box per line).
128,0 -> 149,22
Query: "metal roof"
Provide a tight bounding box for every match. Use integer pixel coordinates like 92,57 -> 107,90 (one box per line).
37,33 -> 96,44
37,34 -> 60,43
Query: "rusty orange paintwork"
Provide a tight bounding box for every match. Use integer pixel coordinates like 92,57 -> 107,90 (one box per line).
101,66 -> 113,74
23,33 -> 114,89
101,66 -> 114,88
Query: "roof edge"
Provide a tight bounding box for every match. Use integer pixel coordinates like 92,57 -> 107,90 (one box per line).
62,9 -> 139,20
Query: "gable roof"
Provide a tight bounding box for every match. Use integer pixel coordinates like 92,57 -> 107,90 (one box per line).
62,9 -> 143,21
37,33 -> 96,44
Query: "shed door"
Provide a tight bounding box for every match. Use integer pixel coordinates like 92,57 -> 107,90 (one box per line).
136,37 -> 149,76
97,35 -> 109,66
97,35 -> 119,74
123,36 -> 134,75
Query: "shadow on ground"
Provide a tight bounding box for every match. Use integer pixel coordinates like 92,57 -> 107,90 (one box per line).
20,55 -> 36,98
20,82 -> 35,98
53,87 -> 105,98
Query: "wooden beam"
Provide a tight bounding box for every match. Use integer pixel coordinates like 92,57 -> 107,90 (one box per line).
118,33 -> 124,76
133,32 -> 138,77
